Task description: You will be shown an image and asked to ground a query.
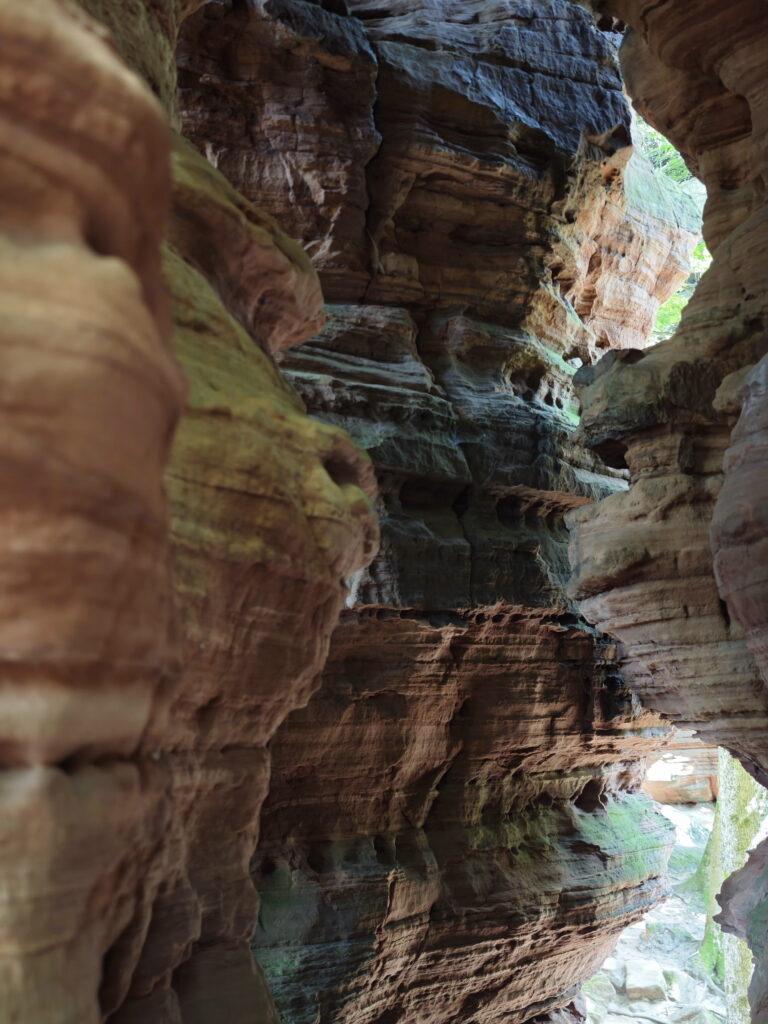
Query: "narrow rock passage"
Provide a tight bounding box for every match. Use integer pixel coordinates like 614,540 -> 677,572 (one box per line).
587,746 -> 768,1024
1,2 -> 766,1023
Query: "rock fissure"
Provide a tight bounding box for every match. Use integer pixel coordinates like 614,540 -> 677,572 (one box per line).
4,0 -> 768,1022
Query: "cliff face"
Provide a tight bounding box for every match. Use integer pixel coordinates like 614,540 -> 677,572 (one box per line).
127,136 -> 378,1021
0,2 -> 376,1021
569,0 -> 768,766
176,2 -> 697,1022
0,7 -> 182,1021
567,0 -> 768,1017
0,2 -> 712,1023
255,612 -> 673,1024
643,732 -> 720,805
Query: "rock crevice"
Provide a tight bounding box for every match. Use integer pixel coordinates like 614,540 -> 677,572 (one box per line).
568,0 -> 768,1015
0,1 -> 750,1022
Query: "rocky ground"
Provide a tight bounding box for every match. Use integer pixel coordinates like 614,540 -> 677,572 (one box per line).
585,803 -> 725,1024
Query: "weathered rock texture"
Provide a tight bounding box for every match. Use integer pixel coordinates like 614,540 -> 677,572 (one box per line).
255,612 -> 673,1024
0,0 -> 715,1022
0,5 -> 182,1021
174,2 -> 701,1021
567,0 -> 768,1018
0,1 -> 376,1021
569,0 -> 768,768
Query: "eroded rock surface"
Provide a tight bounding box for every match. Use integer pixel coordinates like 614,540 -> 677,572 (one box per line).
568,0 -> 768,1017
113,29 -> 378,1024
175,2 -> 702,1021
643,732 -> 719,805
0,5 -> 183,1021
569,0 -> 768,766
0,0 -> 718,1022
255,610 -> 672,1024
0,1 -> 376,1021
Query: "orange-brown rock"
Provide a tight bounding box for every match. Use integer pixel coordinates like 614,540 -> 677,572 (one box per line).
0,1 -> 377,1021
568,1 -> 768,772
112,143 -> 377,1021
169,2 -> 712,1021
178,0 -> 380,301
255,609 -> 671,1024
0,3 -> 182,1021
0,1 -> 725,1022
178,0 -> 698,360
568,0 -> 768,1015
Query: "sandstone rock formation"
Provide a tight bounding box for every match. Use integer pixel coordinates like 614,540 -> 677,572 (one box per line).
175,2 -> 703,1021
643,732 -> 719,805
255,611 -> 673,1024
128,133 -> 377,1021
0,1 -> 727,1022
567,0 -> 768,1017
568,0 -> 768,766
0,1 -> 376,1021
0,5 -> 183,1020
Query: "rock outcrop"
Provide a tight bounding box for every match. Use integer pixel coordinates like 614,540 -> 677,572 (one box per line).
0,1 -> 376,1021
0,5 -> 183,1021
255,610 -> 673,1024
643,732 -> 719,805
567,0 -> 768,1017
175,2 -> 700,1021
568,0 -> 768,767
0,1 -> 722,1022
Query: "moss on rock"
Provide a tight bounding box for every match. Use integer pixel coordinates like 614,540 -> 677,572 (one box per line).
689,750 -> 768,1021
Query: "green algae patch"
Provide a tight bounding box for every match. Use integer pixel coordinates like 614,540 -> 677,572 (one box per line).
574,793 -> 674,891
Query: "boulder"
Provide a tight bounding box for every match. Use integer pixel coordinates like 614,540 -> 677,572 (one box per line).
625,959 -> 668,1002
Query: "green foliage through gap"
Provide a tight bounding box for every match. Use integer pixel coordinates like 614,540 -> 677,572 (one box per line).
634,115 -> 694,184
633,118 -> 712,342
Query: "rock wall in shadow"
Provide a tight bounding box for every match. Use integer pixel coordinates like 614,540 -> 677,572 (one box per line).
175,2 -> 702,1021
0,1 -> 721,1021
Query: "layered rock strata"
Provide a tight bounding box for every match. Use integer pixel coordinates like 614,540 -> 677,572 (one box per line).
1,1 -> 376,1021
178,0 -> 699,359
174,2 -> 701,1021
126,134 -> 377,1022
255,610 -> 673,1024
567,0 -> 768,1017
568,0 -> 768,771
0,0 -> 712,1021
0,6 -> 183,1021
